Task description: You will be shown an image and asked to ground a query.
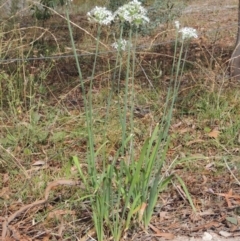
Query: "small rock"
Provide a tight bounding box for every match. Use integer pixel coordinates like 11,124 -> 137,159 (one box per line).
219,230 -> 232,238
202,232 -> 212,241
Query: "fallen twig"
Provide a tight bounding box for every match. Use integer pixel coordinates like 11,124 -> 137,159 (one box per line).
1,179 -> 82,239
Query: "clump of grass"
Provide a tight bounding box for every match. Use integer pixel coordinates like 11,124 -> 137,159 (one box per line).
66,2 -> 198,240
2,1 -> 229,240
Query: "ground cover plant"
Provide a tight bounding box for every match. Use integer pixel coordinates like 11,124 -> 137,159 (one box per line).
1,0 -> 240,240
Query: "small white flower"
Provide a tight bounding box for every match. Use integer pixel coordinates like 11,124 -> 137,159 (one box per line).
66,0 -> 73,6
114,0 -> 149,27
87,6 -> 114,25
175,21 -> 180,30
178,27 -> 198,40
111,39 -> 132,51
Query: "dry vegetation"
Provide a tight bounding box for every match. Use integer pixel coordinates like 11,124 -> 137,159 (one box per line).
1,0 -> 240,240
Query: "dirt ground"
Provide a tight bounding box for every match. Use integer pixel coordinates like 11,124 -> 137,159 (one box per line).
1,0 -> 240,240
155,0 -> 240,240
173,233 -> 239,241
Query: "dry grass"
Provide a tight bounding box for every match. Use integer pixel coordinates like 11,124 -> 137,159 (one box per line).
1,0 -> 240,240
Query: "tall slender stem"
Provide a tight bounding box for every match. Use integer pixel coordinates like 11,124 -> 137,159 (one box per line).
235,0 -> 240,47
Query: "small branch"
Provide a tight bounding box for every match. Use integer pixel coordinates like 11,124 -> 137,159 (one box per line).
1,179 -> 82,239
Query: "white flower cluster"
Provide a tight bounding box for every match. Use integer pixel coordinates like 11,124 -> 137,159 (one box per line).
111,39 -> 132,51
87,6 -> 114,25
179,27 -> 198,40
65,0 -> 73,6
174,21 -> 180,30
87,0 -> 149,27
174,21 -> 198,40
114,0 -> 149,27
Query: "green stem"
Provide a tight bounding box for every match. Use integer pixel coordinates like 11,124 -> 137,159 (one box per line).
121,27 -> 133,156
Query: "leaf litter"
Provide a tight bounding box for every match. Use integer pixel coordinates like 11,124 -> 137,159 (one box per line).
1,0 -> 240,240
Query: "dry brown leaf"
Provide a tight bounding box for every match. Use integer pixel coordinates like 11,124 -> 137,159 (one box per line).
172,121 -> 182,128
58,218 -> 64,238
4,237 -> 15,241
191,220 -> 223,232
44,179 -> 81,200
178,127 -> 192,134
208,129 -> 220,139
205,162 -> 215,169
215,189 -> 240,207
201,175 -> 208,185
199,208 -> 215,216
9,225 -> 21,240
32,160 -> 46,166
26,165 -> 48,174
149,223 -> 175,240
79,228 -> 96,241
3,173 -> 9,183
19,237 -> 32,241
195,175 -> 208,186
42,234 -> 50,241
159,211 -> 170,221
138,202 -> 147,222
186,139 -> 204,146
47,210 -> 76,220
0,187 -> 10,199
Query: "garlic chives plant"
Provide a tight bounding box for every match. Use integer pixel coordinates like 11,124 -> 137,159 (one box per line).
175,21 -> 198,40
114,0 -> 149,27
111,39 -> 132,51
71,3 -> 199,241
87,6 -> 114,25
179,27 -> 198,40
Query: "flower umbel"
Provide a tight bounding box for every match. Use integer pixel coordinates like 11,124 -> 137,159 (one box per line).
114,0 -> 149,27
179,27 -> 198,40
111,39 -> 132,51
174,21 -> 180,30
87,6 -> 114,25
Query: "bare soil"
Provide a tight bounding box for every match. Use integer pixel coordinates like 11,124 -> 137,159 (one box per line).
1,0 -> 240,240
155,1 -> 240,240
